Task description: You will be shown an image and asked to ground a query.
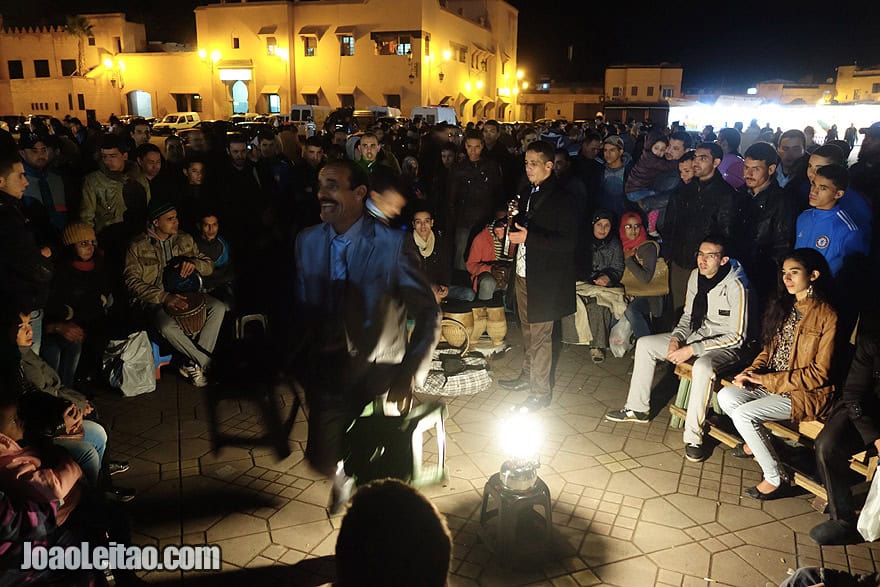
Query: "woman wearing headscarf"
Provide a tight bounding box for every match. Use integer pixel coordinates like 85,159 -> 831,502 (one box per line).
585,210 -> 624,362
619,210 -> 664,340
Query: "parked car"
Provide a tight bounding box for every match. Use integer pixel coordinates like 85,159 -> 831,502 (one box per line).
152,112 -> 201,135
411,106 -> 457,126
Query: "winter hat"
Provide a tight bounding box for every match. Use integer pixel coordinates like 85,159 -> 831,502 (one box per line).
61,222 -> 96,246
147,199 -> 176,222
603,135 -> 624,151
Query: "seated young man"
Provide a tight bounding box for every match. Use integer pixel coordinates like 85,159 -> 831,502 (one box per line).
460,216 -> 515,302
605,236 -> 750,463
795,164 -> 869,277
194,210 -> 235,308
15,312 -> 133,502
124,200 -> 225,387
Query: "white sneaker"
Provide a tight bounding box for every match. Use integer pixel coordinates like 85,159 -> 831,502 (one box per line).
178,362 -> 198,379
190,364 -> 209,388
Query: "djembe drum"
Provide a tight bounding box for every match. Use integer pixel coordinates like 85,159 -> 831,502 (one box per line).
165,292 -> 207,337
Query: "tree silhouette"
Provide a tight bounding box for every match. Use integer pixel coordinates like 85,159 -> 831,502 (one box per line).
65,15 -> 93,76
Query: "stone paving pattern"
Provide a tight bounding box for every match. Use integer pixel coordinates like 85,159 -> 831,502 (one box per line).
93,323 -> 880,586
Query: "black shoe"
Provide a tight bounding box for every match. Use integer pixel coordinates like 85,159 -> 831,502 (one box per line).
498,374 -> 530,392
105,486 -> 136,503
730,443 -> 754,459
809,518 -> 864,545
107,460 -> 130,476
605,409 -> 650,423
685,443 -> 707,463
744,482 -> 790,501
517,394 -> 551,412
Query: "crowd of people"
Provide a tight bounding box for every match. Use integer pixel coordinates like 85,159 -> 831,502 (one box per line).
1,109 -> 880,583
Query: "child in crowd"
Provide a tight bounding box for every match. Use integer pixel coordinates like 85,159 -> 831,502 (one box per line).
625,130 -> 679,235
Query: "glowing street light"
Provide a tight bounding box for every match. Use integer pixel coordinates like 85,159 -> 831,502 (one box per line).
210,49 -> 222,63
464,81 -> 472,93
522,81 -> 529,90
198,48 -> 207,60
516,69 -> 524,80
103,58 -> 113,68
442,49 -> 451,61
476,79 -> 484,90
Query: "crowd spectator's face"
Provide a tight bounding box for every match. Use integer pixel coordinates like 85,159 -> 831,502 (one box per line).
809,174 -> 843,210
74,239 -> 96,262
622,216 -> 642,241
696,242 -> 727,278
373,128 -> 385,143
524,150 -> 553,185
483,125 -> 500,146
359,137 -> 380,162
806,154 -> 834,183
101,148 -> 127,173
131,124 -> 151,146
370,189 -> 406,220
781,258 -> 817,298
553,153 -> 570,176
16,313 -> 33,347
520,133 -> 537,151
777,138 -> 805,170
187,131 -> 207,152
318,165 -> 365,228
665,139 -> 686,161
692,148 -> 718,180
259,138 -> 277,159
20,142 -> 49,170
440,149 -> 456,169
304,145 -> 324,168
602,144 -> 622,167
678,160 -> 694,183
0,162 -> 29,198
199,215 -> 219,241
860,133 -> 880,162
743,156 -> 775,192
412,211 -> 433,240
138,151 -> 162,180
228,142 -> 248,168
184,162 -> 204,186
165,139 -> 184,163
581,139 -> 601,160
651,141 -> 668,158
465,139 -> 483,162
592,218 -> 612,240
332,131 -> 348,146
153,209 -> 179,237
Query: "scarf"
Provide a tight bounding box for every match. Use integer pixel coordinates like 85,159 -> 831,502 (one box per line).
413,230 -> 435,258
691,263 -> 731,332
72,258 -> 95,272
619,212 -> 647,254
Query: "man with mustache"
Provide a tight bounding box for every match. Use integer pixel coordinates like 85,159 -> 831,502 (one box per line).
292,159 -> 440,512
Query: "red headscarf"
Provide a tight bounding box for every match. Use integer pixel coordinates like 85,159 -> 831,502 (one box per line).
619,211 -> 647,254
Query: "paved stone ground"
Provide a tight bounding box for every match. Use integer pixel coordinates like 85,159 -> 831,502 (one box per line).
92,321 -> 880,586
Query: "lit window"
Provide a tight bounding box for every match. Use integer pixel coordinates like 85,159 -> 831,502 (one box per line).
266,36 -> 277,55
304,37 -> 316,57
340,35 -> 355,56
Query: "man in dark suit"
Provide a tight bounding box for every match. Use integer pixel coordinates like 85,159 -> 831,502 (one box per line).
292,160 -> 440,507
499,141 -> 578,410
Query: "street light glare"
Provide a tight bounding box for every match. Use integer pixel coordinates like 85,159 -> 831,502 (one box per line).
476,80 -> 484,90
198,48 -> 207,60
210,49 -> 222,63
499,410 -> 543,461
103,58 -> 113,68
522,81 -> 529,89
442,49 -> 451,61
516,69 -> 524,79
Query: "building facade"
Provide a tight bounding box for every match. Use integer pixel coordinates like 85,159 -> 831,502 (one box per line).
0,0 -> 520,124
835,65 -> 880,103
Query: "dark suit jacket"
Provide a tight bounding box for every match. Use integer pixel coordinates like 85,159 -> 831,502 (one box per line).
293,214 -> 440,401
515,174 -> 578,323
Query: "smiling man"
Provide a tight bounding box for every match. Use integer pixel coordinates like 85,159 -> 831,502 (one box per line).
292,159 -> 439,512
606,235 -> 750,464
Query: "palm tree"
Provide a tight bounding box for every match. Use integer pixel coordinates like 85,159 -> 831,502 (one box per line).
65,15 -> 93,76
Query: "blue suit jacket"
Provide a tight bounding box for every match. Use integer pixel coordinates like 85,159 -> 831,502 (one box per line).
294,214 -> 440,393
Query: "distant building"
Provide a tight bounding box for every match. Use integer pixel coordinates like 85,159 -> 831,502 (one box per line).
835,65 -> 880,103
0,0 -> 520,123
517,83 -> 602,121
755,79 -> 835,105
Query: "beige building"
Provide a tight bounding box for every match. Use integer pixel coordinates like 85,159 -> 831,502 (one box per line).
755,79 -> 835,105
517,84 -> 603,121
835,65 -> 880,103
0,0 -> 520,124
604,64 -> 682,102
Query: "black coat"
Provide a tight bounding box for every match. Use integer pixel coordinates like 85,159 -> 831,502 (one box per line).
662,170 -> 738,269
0,192 -> 53,314
842,332 -> 880,446
516,174 -> 578,323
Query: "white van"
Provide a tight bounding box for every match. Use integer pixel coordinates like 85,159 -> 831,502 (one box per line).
366,106 -> 402,119
411,106 -> 457,126
289,105 -> 331,137
152,112 -> 201,135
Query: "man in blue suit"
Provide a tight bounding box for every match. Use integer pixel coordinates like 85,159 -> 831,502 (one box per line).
292,160 -> 440,505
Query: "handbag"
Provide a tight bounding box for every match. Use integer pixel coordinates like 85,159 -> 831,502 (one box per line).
621,241 -> 669,297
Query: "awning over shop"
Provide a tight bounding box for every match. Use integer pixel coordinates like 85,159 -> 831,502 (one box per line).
257,25 -> 277,36
260,85 -> 280,95
438,95 -> 452,105
300,86 -> 321,95
298,25 -> 328,39
336,86 -> 358,95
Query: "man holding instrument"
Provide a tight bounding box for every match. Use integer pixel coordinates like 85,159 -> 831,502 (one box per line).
124,199 -> 225,387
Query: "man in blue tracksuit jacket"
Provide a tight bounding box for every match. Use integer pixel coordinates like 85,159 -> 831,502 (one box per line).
795,164 -> 868,277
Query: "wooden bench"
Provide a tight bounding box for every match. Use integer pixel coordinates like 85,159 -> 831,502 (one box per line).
668,361 -> 877,504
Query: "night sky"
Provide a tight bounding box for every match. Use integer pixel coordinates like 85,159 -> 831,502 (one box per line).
3,0 -> 879,90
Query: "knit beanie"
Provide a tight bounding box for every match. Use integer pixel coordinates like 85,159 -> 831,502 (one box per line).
61,222 -> 97,246
147,199 -> 176,222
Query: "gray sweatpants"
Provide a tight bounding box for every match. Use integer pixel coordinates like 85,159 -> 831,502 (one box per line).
624,332 -> 741,445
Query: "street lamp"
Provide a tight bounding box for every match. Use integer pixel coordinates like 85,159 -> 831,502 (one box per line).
199,48 -> 222,117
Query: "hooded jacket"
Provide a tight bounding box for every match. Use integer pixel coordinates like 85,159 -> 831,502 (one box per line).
671,259 -> 749,356
124,230 -> 214,306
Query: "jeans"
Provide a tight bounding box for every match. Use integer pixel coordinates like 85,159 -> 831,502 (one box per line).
29,309 -> 44,355
626,188 -> 656,203
475,272 -> 498,301
625,333 -> 740,445
447,285 -> 476,302
624,297 -> 653,340
54,420 -> 107,485
40,334 -> 82,388
717,385 -> 792,486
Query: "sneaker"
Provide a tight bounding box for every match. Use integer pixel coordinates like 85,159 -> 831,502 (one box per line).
605,409 -> 649,423
189,364 -> 209,388
178,362 -> 198,379
809,518 -> 864,545
590,348 -> 606,363
107,461 -> 130,476
105,486 -> 136,503
685,443 -> 706,462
